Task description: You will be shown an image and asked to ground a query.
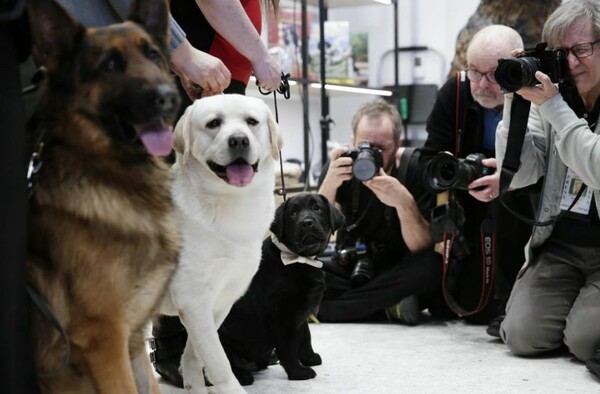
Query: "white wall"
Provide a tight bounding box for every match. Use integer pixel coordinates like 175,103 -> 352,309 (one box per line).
250,0 -> 480,181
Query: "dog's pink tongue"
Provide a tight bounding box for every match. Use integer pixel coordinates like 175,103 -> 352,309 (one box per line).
226,163 -> 255,186
135,120 -> 174,157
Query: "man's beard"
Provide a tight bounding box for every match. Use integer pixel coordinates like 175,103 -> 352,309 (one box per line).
473,88 -> 503,108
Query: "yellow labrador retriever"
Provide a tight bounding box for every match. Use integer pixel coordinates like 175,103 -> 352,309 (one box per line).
161,94 -> 282,393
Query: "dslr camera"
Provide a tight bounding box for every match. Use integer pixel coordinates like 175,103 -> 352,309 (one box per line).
332,242 -> 374,287
494,42 -> 569,93
427,152 -> 494,191
341,141 -> 383,181
430,201 -> 470,259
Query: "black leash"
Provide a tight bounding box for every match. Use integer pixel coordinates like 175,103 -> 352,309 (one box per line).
26,120 -> 72,377
258,72 -> 291,201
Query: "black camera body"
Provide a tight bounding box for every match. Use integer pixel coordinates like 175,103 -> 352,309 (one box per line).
427,152 -> 493,191
430,201 -> 470,259
341,141 -> 383,181
333,242 -> 374,287
494,42 -> 569,93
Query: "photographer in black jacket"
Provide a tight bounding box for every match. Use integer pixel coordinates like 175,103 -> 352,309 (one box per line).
421,25 -> 537,334
317,99 -> 442,325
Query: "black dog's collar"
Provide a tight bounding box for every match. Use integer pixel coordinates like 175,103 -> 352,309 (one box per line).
270,233 -> 322,268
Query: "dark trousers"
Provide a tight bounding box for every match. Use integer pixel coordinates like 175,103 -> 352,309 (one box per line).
450,188 -> 536,325
0,21 -> 39,393
494,188 -> 537,303
317,249 -> 443,322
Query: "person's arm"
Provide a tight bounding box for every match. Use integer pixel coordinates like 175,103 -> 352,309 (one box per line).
521,71 -> 600,189
170,39 -> 231,98
544,94 -> 600,188
194,0 -> 280,91
363,168 -> 433,253
107,0 -> 231,98
317,146 -> 353,206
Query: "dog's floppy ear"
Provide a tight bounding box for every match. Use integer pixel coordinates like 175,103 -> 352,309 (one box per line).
128,0 -> 170,49
266,105 -> 283,160
270,201 -> 286,242
27,0 -> 84,71
172,105 -> 194,164
318,194 -> 345,231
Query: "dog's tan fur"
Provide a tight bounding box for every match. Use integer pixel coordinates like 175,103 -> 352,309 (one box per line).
26,0 -> 180,392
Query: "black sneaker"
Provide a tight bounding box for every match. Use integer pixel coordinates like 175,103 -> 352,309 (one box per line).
150,350 -> 184,388
385,295 -> 420,326
486,314 -> 504,338
148,336 -> 185,388
586,350 -> 600,379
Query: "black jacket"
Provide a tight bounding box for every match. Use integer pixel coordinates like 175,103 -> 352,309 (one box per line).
318,147 -> 433,265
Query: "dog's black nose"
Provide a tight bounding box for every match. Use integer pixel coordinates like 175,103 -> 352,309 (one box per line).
154,83 -> 179,114
228,133 -> 250,150
301,218 -> 315,228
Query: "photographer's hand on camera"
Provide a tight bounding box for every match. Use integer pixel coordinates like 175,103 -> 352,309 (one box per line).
319,146 -> 354,204
516,71 -> 560,106
467,158 -> 500,202
364,168 -> 433,252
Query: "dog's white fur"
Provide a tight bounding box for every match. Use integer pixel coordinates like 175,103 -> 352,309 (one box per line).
161,94 -> 282,393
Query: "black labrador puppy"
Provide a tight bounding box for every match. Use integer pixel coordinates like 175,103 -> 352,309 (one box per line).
218,193 -> 345,385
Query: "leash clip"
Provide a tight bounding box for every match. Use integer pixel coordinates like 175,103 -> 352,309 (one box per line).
27,145 -> 44,198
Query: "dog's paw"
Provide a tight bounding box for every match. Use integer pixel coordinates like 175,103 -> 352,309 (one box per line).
286,365 -> 317,380
300,352 -> 322,366
210,379 -> 246,394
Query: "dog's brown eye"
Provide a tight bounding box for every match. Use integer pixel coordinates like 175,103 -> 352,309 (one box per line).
101,52 -> 125,73
146,48 -> 161,62
206,118 -> 222,129
246,117 -> 259,126
312,205 -> 321,211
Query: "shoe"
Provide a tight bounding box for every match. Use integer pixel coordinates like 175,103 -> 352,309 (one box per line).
486,314 -> 504,338
586,349 -> 600,379
148,335 -> 186,388
151,354 -> 184,388
385,295 -> 420,326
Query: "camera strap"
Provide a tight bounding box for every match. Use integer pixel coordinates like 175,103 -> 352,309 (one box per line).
499,94 -> 530,196
440,218 -> 496,317
455,71 -> 468,157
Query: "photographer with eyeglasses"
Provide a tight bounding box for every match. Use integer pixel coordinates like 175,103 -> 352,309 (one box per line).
420,25 -> 539,334
494,0 -> 600,375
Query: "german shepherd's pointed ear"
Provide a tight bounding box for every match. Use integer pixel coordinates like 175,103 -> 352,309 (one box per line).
317,194 -> 345,232
27,0 -> 84,70
128,0 -> 170,49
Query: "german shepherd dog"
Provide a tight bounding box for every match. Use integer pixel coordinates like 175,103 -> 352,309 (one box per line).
26,0 -> 180,392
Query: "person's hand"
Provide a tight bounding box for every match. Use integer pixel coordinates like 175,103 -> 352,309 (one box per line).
322,146 -> 354,189
170,40 -> 231,99
468,158 -> 499,202
252,54 -> 281,92
363,168 -> 410,208
515,71 -> 560,106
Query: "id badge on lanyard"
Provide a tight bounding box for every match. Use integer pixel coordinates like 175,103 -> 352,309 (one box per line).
560,168 -> 593,215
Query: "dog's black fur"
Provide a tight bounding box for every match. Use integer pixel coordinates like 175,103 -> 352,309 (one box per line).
218,193 -> 344,385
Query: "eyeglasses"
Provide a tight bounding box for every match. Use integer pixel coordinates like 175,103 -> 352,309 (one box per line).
466,69 -> 497,84
562,38 -> 600,59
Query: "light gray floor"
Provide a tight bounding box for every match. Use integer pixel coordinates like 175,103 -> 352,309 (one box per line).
156,319 -> 600,393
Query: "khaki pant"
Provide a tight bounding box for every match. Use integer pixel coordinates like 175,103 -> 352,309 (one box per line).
500,238 -> 600,361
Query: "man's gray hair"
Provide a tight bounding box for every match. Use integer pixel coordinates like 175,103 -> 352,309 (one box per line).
542,0 -> 600,47
351,99 -> 403,142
